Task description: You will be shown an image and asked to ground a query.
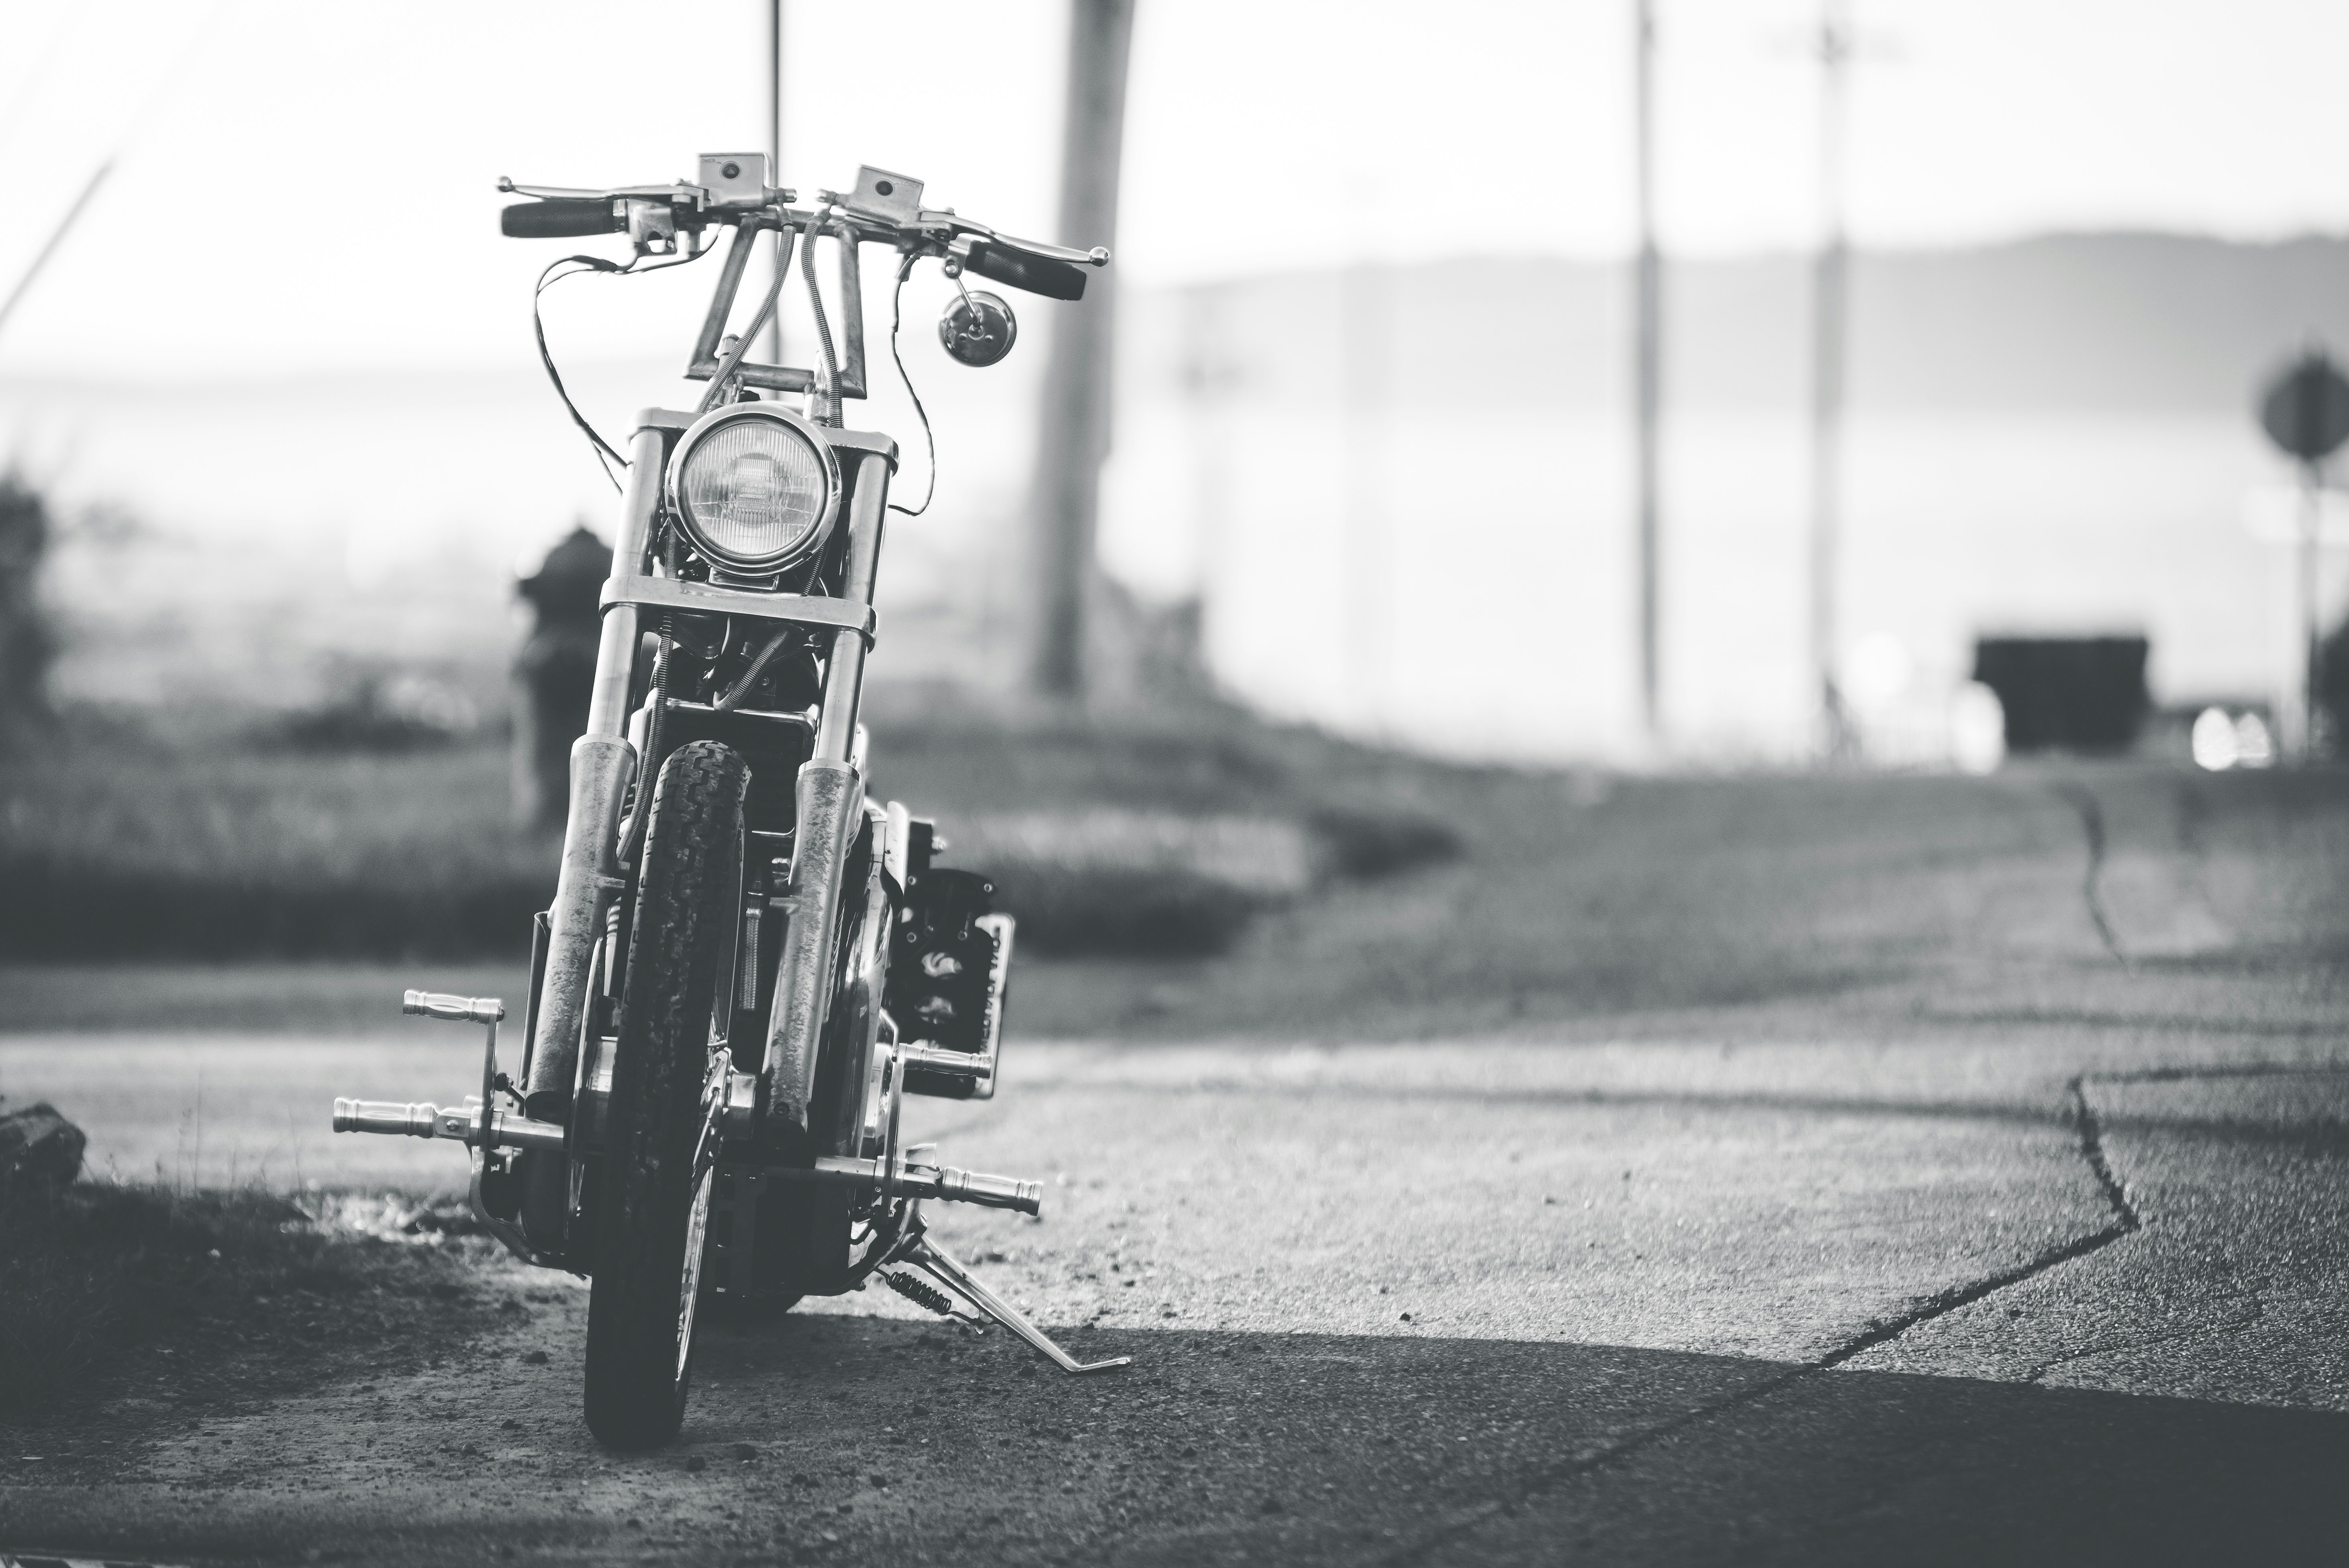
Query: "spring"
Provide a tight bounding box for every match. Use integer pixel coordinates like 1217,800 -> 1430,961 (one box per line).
882,1270 -> 957,1318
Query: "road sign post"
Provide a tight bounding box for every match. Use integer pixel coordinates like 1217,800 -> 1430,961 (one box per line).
2257,348 -> 2349,759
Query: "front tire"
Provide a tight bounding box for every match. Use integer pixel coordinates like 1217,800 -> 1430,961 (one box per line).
584,741 -> 747,1450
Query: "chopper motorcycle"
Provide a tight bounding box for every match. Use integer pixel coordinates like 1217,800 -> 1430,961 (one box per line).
331,154 -> 1126,1449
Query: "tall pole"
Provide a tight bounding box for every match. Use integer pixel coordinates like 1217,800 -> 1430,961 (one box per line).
763,0 -> 785,368
1633,0 -> 1663,742
2302,457 -> 2323,757
1809,0 -> 1851,758
1030,0 -> 1136,701
1342,218 -> 1388,732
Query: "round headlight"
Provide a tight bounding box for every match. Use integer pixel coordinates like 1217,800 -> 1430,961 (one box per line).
665,405 -> 841,572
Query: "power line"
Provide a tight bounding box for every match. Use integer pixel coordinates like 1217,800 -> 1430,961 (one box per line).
0,159 -> 110,347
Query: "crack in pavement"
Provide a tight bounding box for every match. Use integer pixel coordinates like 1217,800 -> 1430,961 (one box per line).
2066,1075 -> 2144,1234
1382,1073 -> 2154,1565
2049,781 -> 2126,964
2094,1062 -> 2349,1085
2018,1297 -> 2265,1387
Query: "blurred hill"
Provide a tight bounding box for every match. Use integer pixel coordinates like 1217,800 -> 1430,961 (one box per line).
1167,231 -> 2349,413
6,230 -> 2340,753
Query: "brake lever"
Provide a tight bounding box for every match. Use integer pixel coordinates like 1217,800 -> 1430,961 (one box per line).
918,211 -> 1109,268
994,231 -> 1111,267
498,176 -> 712,209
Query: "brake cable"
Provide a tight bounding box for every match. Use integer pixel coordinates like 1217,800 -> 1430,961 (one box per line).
694,221 -> 795,416
533,256 -> 629,489
535,240 -> 714,489
886,253 -> 938,519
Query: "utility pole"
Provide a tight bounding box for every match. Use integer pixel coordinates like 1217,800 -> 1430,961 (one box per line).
2302,456 -> 2324,756
1342,181 -> 1389,734
1633,0 -> 1663,743
1030,0 -> 1136,701
764,0 -> 786,368
1808,0 -> 1853,759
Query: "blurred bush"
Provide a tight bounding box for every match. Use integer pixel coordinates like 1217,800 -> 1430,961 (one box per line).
0,729 -> 552,960
0,471 -> 57,744
949,806 -> 1460,954
0,707 -> 1468,961
259,668 -> 481,754
952,811 -> 1311,956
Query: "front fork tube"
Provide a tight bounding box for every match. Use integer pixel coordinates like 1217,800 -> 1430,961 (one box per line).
758,757 -> 861,1151
516,420 -> 666,1248
761,451 -> 891,1149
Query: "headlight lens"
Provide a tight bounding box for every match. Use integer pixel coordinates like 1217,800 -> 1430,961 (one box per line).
671,411 -> 836,570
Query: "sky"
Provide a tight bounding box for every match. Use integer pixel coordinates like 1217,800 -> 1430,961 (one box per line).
1,0 -> 2347,380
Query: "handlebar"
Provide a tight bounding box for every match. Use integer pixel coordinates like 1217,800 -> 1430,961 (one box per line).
497,172 -> 1108,300
501,199 -> 623,239
962,240 -> 1090,302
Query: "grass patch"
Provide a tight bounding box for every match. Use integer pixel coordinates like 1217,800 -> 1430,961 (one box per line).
0,1181 -> 491,1424
0,704 -> 1466,961
0,722 -> 553,960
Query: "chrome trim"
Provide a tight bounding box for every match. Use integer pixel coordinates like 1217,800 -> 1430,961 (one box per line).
970,912 -> 1014,1101
402,990 -> 504,1025
722,1070 -> 758,1139
663,697 -> 818,730
333,1097 -> 568,1154
572,970 -> 615,1157
810,453 -> 892,761
613,420 -> 669,571
749,1154 -> 1041,1216
600,576 -> 875,641
830,804 -> 896,1158
883,800 -> 912,890
662,402 -> 843,574
525,735 -> 634,1105
761,450 -> 895,1141
898,1042 -> 994,1084
759,759 -> 863,1142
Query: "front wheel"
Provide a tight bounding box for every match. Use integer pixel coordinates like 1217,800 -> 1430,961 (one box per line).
584,741 -> 747,1449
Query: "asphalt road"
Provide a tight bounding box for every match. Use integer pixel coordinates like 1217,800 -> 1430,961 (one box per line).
4,760 -> 2347,1564
3,1027 -> 2345,1566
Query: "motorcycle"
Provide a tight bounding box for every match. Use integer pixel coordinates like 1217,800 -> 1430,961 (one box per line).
332,153 -> 1126,1449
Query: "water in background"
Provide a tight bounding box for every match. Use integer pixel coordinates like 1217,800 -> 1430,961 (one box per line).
4,240 -> 2339,763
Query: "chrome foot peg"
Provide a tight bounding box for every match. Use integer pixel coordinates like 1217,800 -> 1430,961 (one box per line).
327,990 -> 555,1267
884,1211 -> 1131,1375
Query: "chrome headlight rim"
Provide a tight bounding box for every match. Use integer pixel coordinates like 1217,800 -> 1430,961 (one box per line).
663,402 -> 843,574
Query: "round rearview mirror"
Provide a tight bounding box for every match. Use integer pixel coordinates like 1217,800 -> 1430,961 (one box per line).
939,290 -> 1017,367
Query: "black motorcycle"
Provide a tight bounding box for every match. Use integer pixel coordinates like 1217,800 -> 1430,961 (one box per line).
334,154 -> 1124,1450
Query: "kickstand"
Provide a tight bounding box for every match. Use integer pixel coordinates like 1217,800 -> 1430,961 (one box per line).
889,1207 -> 1131,1375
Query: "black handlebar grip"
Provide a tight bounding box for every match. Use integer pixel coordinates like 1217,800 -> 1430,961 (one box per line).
501,199 -> 624,239
964,241 -> 1088,302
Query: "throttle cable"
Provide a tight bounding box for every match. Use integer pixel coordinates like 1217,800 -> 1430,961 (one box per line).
533,239 -> 714,489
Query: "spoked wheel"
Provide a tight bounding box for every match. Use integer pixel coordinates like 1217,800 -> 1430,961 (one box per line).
584,740 -> 748,1450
